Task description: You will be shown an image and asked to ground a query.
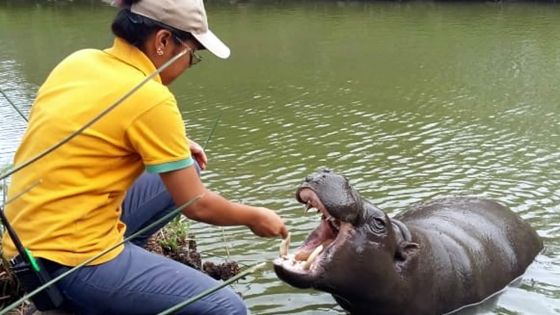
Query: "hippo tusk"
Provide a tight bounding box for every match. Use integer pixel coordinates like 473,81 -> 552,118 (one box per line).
305,202 -> 318,214
304,244 -> 324,270
279,232 -> 291,257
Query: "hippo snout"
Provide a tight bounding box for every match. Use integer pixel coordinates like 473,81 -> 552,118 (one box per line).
303,168 -> 334,183
297,169 -> 365,225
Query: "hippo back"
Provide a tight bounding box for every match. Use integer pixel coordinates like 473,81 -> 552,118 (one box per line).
395,197 -> 542,314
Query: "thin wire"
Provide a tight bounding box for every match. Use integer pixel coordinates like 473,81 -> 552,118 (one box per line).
221,228 -> 231,260
203,114 -> 221,149
0,89 -> 27,122
0,178 -> 40,235
202,115 -> 232,260
2,180 -> 41,206
0,195 -> 203,315
0,48 -> 188,182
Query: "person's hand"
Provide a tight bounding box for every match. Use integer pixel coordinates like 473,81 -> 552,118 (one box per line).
189,139 -> 207,170
249,207 -> 289,239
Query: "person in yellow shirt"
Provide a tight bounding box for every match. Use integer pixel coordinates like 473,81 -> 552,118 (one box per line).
2,0 -> 288,313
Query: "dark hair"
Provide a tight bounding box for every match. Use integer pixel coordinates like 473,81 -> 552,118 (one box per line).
111,7 -> 194,49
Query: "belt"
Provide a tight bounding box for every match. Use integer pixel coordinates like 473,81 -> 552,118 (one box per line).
40,258 -> 66,275
11,255 -> 66,276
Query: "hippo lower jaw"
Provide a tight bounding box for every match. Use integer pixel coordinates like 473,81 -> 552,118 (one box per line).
273,187 -> 355,288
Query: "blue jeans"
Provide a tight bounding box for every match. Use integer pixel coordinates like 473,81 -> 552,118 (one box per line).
48,171 -> 247,315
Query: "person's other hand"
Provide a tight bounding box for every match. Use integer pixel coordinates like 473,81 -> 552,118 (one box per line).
249,207 -> 289,239
189,139 -> 207,170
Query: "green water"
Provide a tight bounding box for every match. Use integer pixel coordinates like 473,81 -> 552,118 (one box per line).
1,1 -> 559,314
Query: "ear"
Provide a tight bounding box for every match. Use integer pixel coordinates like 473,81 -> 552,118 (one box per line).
395,241 -> 420,261
153,29 -> 174,52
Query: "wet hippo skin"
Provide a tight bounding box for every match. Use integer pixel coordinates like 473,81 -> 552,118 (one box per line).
273,169 -> 543,315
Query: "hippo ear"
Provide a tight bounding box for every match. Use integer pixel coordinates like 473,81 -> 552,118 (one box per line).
395,241 -> 420,262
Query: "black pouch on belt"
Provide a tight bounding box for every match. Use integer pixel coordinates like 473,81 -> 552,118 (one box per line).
10,254 -> 64,311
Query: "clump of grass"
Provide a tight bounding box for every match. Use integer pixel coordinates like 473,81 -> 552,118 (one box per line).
145,216 -> 202,269
145,218 -> 242,281
157,216 -> 191,253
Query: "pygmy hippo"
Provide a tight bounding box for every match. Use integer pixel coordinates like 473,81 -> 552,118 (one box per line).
273,169 -> 543,315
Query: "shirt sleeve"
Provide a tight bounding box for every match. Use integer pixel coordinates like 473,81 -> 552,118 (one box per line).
125,97 -> 193,173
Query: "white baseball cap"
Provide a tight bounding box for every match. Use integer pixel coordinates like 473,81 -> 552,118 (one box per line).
108,0 -> 230,59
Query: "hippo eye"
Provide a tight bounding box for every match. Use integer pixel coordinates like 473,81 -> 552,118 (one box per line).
373,218 -> 386,231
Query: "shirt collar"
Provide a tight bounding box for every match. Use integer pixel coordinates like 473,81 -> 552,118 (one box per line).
104,37 -> 162,84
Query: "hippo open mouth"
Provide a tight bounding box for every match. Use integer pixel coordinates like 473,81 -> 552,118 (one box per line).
273,184 -> 356,287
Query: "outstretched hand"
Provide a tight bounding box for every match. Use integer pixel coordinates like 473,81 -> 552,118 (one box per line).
249,207 -> 289,239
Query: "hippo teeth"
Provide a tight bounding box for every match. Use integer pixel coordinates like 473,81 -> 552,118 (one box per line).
279,232 -> 291,257
304,206 -> 320,214
332,218 -> 341,230
327,216 -> 340,231
303,244 -> 324,270
304,202 -> 319,213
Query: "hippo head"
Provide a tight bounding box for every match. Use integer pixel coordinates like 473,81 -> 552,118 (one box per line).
273,169 -> 419,312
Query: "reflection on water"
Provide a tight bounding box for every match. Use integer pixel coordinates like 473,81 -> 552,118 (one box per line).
1,1 -> 559,314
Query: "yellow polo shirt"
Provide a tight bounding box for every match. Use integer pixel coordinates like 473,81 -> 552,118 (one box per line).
2,38 -> 193,266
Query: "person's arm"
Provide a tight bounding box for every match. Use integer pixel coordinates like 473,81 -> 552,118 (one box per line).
160,166 -> 288,238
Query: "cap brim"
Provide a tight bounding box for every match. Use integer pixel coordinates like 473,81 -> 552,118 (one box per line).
193,30 -> 230,59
